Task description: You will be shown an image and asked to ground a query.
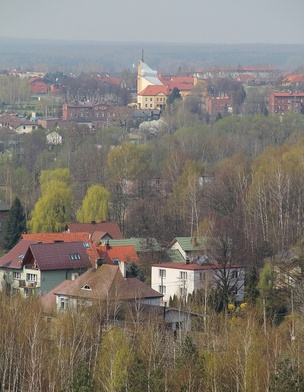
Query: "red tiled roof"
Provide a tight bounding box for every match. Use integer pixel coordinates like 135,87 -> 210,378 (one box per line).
91,231 -> 109,244
54,264 -> 162,301
96,245 -> 139,264
159,76 -> 195,85
138,85 -> 169,96
270,92 -> 304,97
96,77 -> 121,85
26,242 -> 92,271
168,82 -> 195,91
0,239 -> 37,269
283,74 -> 304,83
152,262 -> 243,270
67,221 -> 123,239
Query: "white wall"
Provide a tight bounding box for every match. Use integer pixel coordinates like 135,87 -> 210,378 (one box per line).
151,265 -> 245,305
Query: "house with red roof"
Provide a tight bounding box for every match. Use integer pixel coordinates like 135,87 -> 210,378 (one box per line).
0,114 -> 38,134
0,240 -> 91,296
137,60 -> 199,109
29,78 -> 48,94
96,243 -> 139,265
66,221 -> 123,239
137,85 -> 169,110
21,232 -> 99,267
151,261 -> 245,306
282,74 -> 304,87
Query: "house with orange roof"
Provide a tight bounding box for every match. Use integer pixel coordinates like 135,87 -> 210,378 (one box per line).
0,240 -> 91,296
137,85 -> 169,110
282,74 -> 304,86
96,243 -> 139,265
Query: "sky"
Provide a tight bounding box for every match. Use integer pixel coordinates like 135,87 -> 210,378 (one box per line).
1,0 -> 304,45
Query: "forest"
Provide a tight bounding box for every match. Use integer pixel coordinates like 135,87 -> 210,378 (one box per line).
2,104 -> 304,389
1,38 -> 304,72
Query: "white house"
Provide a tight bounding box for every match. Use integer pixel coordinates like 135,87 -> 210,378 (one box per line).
151,262 -> 245,306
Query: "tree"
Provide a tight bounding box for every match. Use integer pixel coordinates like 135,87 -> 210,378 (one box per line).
106,142 -> 150,233
166,87 -> 182,105
3,197 -> 26,250
95,327 -> 133,391
76,184 -> 110,223
27,168 -> 72,233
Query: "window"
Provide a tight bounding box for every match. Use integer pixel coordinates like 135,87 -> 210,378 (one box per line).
60,297 -> 68,310
150,98 -> 152,101
70,253 -> 81,260
82,284 -> 92,291
159,269 -> 166,278
14,271 -> 21,280
159,285 -> 166,294
231,270 -> 238,279
83,242 -> 90,248
26,273 -> 37,282
180,271 -> 187,280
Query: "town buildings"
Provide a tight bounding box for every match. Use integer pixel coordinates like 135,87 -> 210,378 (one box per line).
268,92 -> 304,115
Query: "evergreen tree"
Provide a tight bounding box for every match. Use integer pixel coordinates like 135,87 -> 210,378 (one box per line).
166,87 -> 182,105
3,197 -> 26,250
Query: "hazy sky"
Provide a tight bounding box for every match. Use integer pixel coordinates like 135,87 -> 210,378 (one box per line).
1,0 -> 304,44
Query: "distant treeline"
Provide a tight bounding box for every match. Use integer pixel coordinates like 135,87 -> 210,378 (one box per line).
1,38 -> 304,73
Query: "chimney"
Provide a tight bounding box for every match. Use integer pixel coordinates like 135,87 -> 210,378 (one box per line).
105,239 -> 110,250
192,237 -> 198,247
96,258 -> 103,268
118,260 -> 127,278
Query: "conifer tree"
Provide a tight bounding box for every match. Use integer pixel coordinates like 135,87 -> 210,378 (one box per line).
3,197 -> 26,250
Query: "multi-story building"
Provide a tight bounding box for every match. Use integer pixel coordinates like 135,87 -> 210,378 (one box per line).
62,102 -> 114,124
137,85 -> 169,110
206,96 -> 233,115
268,92 -> 304,114
151,262 -> 245,306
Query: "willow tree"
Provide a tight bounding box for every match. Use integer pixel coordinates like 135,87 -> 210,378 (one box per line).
76,184 -> 110,223
27,168 -> 72,233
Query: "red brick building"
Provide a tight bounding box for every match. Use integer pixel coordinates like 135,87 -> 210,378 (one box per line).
29,78 -> 48,94
62,102 -> 114,124
268,92 -> 304,114
206,96 -> 233,115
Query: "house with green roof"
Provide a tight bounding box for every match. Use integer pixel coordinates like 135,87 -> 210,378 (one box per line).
168,237 -> 204,262
107,238 -> 161,252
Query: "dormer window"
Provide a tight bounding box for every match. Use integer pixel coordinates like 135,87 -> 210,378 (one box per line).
82,284 -> 91,291
83,242 -> 90,248
70,253 -> 81,260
